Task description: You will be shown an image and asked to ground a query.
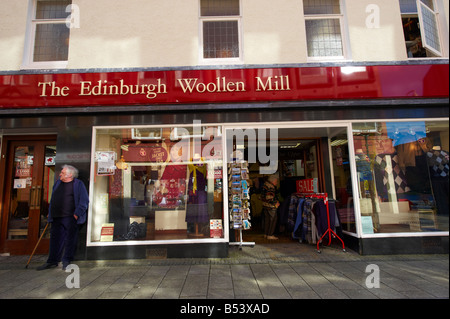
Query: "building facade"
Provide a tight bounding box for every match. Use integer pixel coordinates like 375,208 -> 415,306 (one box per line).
0,0 -> 448,259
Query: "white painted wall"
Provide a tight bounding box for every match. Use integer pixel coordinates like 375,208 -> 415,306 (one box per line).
0,0 -> 448,71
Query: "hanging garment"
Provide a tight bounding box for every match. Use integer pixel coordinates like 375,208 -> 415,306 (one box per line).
279,195 -> 292,230
311,210 -> 317,244
328,200 -> 339,228
374,153 -> 410,199
186,164 -> 209,223
427,150 -> 450,179
328,200 -> 344,239
301,199 -> 313,243
292,197 -> 304,239
286,195 -> 299,233
427,150 -> 449,217
313,199 -> 328,238
188,164 -> 207,194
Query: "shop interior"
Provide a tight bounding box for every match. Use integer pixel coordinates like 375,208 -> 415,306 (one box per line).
228,126 -> 353,246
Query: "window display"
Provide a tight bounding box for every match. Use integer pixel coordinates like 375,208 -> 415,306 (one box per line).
353,120 -> 449,234
89,125 -> 224,244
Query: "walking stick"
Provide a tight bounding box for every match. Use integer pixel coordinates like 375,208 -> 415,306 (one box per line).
25,223 -> 49,269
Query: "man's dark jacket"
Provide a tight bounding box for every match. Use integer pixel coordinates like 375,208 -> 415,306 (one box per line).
48,178 -> 89,225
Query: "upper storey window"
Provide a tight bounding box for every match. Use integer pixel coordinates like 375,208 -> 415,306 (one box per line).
400,0 -> 444,58
303,0 -> 348,60
200,0 -> 242,63
23,0 -> 72,69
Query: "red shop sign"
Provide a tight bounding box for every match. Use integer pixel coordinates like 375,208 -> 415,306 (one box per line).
0,64 -> 448,109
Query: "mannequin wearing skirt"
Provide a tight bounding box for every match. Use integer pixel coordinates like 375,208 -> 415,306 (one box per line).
186,162 -> 209,236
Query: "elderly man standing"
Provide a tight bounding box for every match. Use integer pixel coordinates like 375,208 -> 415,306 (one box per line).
37,165 -> 89,271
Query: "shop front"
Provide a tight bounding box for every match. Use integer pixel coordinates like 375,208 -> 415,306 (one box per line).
0,62 -> 448,258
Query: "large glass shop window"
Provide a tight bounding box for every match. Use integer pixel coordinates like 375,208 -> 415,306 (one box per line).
91,126 -> 224,243
353,121 -> 449,234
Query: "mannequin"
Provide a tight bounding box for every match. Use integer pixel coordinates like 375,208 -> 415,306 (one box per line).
185,154 -> 209,236
427,146 -> 449,219
373,139 -> 410,199
261,174 -> 280,240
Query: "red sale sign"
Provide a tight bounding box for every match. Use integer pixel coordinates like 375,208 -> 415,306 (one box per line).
296,178 -> 318,194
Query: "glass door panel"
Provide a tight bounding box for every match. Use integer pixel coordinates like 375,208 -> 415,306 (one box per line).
7,145 -> 35,240
40,145 -> 57,238
330,135 -> 356,234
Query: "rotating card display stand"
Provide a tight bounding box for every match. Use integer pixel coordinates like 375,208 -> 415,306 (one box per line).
228,160 -> 255,250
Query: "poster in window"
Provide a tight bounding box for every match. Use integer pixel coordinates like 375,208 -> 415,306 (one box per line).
14,179 -> 27,189
210,219 -> 223,238
96,151 -> 116,176
100,223 -> 115,241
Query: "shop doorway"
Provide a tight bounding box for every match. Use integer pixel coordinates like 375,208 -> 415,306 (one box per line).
225,125 -> 353,245
0,135 -> 57,255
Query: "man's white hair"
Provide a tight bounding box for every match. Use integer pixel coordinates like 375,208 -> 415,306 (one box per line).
63,164 -> 79,179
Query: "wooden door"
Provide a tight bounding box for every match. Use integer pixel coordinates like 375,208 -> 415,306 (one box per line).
0,136 -> 57,255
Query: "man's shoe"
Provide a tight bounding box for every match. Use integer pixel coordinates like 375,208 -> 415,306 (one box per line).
62,262 -> 70,271
36,263 -> 58,271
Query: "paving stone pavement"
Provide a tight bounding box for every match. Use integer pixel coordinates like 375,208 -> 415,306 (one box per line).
0,243 -> 448,301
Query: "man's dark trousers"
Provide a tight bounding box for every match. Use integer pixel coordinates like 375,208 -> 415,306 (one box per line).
47,216 -> 79,265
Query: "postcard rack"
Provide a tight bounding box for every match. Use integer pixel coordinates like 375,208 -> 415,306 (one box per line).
228,160 -> 254,250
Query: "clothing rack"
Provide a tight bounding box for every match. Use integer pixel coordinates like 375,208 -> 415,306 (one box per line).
296,192 -> 345,253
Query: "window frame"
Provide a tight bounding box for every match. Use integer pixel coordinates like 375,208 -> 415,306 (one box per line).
416,0 -> 443,56
400,0 -> 445,58
22,0 -> 71,70
87,124 -> 228,247
198,0 -> 243,65
350,118 -> 450,238
303,0 -> 350,61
